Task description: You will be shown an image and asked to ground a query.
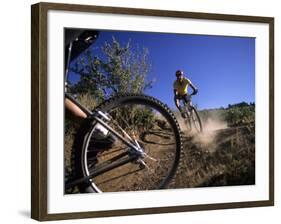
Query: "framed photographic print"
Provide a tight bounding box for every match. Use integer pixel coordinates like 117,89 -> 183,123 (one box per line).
31,2 -> 274,221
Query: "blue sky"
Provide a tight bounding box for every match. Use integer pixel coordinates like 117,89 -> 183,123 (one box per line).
69,30 -> 255,110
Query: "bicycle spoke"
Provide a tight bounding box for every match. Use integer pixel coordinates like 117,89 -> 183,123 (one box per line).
79,95 -> 181,192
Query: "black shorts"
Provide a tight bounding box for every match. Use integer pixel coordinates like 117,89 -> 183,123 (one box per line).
174,94 -> 190,103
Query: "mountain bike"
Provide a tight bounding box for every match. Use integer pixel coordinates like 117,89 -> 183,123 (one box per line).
64,30 -> 182,193
179,94 -> 203,133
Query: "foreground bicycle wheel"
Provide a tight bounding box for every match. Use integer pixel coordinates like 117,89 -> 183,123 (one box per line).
73,94 -> 182,193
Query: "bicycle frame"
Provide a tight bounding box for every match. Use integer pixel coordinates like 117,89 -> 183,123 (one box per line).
179,95 -> 203,133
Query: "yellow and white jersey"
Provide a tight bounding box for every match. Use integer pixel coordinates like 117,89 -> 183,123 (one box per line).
173,77 -> 191,95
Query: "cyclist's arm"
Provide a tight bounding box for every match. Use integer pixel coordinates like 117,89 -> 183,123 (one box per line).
173,89 -> 178,96
189,82 -> 198,95
65,99 -> 87,117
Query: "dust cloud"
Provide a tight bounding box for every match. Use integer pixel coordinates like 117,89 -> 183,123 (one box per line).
203,118 -> 227,132
192,118 -> 228,149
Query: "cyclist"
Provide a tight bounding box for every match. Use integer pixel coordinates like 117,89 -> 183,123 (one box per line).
173,70 -> 198,118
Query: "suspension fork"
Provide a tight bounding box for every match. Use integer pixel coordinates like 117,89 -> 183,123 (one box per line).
91,113 -> 143,153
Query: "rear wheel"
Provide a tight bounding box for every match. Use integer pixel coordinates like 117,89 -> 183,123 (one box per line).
72,94 -> 182,193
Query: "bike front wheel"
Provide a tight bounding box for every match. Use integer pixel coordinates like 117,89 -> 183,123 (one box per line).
73,94 -> 182,193
190,106 -> 203,133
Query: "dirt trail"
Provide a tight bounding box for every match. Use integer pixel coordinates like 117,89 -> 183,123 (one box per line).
65,118 -> 255,193
168,121 -> 255,189
93,119 -> 255,191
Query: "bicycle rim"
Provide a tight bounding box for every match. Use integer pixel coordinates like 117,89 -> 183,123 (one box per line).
183,105 -> 191,131
81,95 -> 182,193
191,107 -> 202,133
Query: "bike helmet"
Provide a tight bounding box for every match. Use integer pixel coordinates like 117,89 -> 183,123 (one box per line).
175,70 -> 184,77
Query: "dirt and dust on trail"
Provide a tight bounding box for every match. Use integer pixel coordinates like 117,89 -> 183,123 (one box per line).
65,115 -> 255,193
88,117 -> 255,192
181,118 -> 228,149
167,116 -> 255,189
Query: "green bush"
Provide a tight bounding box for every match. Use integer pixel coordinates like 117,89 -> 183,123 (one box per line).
110,105 -> 155,133
225,104 -> 255,126
70,37 -> 152,101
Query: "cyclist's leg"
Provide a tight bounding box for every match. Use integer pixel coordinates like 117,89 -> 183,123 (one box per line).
182,94 -> 192,115
174,94 -> 181,112
182,94 -> 191,106
175,95 -> 187,118
182,94 -> 189,104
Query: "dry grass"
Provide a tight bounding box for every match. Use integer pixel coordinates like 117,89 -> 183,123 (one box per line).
76,92 -> 98,110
